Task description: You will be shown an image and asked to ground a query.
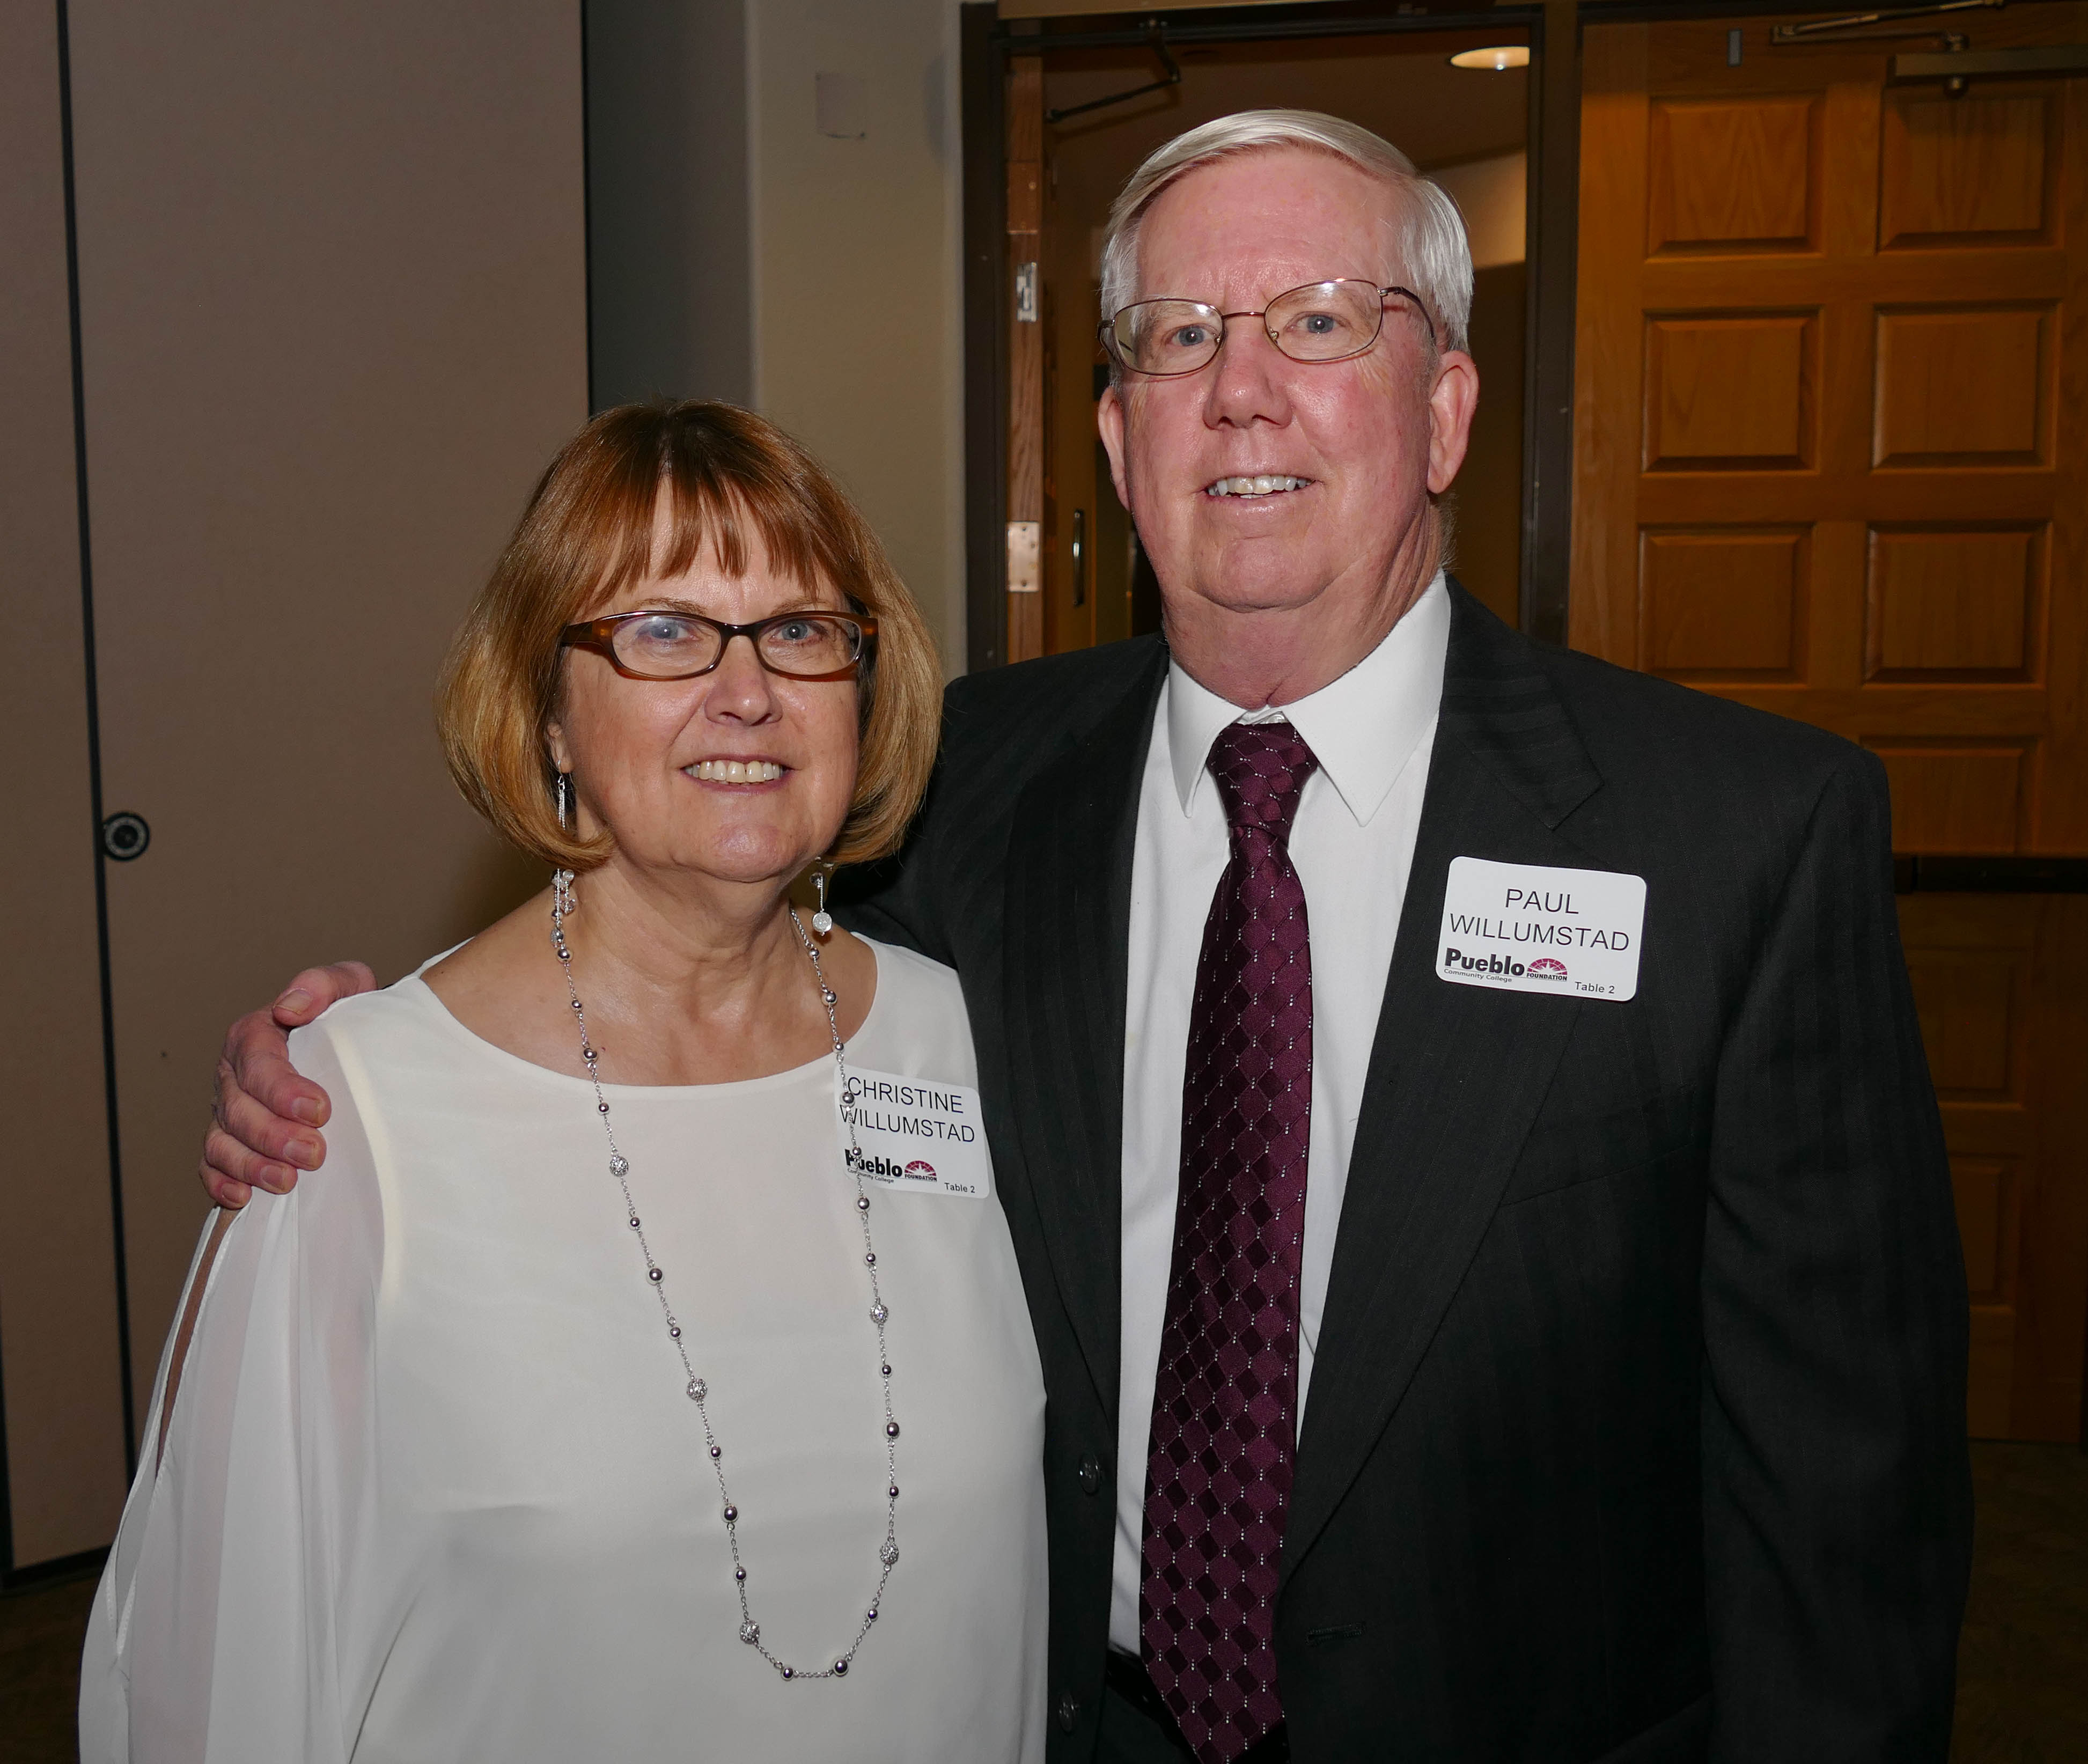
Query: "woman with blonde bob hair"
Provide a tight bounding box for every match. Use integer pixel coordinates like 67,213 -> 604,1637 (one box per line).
82,402 -> 1048,1763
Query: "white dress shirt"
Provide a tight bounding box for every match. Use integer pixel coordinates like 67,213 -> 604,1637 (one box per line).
1109,572 -> 1450,1653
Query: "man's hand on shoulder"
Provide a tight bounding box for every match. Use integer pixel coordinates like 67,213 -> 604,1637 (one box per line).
201,962 -> 377,1209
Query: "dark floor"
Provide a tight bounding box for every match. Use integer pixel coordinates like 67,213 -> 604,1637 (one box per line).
3,1443 -> 2083,1761
0,1568 -> 92,1764
1952,1443 -> 2088,1762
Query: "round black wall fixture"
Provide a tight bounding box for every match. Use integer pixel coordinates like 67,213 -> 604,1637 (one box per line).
101,811 -> 151,861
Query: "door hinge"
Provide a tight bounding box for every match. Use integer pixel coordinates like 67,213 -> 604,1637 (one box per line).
1007,520 -> 1041,594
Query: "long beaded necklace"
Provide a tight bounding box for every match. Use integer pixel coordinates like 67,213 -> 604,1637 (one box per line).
550,870 -> 899,1682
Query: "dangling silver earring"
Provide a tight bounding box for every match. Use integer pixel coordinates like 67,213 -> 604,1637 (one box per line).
811,862 -> 834,936
551,773 -> 578,925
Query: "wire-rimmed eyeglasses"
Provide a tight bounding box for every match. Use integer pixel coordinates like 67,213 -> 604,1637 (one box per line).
1099,280 -> 1432,378
560,609 -> 877,682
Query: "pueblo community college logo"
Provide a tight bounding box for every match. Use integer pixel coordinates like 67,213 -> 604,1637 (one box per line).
1443,947 -> 1572,980
847,1149 -> 938,1181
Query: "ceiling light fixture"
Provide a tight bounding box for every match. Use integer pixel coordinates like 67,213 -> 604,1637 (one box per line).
1449,46 -> 1531,71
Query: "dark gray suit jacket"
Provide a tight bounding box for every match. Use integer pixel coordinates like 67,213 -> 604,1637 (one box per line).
839,581 -> 1971,1762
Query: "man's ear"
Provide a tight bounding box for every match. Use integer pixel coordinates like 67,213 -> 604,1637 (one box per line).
1425,350 -> 1480,495
1097,385 -> 1131,509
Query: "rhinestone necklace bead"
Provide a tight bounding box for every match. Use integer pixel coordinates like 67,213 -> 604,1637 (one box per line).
550,879 -> 899,1684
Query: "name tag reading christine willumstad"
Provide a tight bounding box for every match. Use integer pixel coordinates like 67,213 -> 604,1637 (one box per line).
1436,856 -> 1646,1001
836,1067 -> 992,1199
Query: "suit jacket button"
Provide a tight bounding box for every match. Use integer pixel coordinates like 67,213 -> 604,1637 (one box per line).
1077,1452 -> 1101,1495
1055,1693 -> 1080,1732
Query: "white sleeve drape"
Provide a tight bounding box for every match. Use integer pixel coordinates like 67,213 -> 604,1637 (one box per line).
80,1022 -> 385,1763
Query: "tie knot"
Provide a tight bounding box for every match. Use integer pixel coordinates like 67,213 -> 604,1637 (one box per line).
1207,719 -> 1319,839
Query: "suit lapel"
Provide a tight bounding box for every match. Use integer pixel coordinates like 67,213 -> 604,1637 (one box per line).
998,645 -> 1168,1415
1284,586 -> 1606,1575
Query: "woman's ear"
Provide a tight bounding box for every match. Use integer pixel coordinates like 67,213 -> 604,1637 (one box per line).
545,719 -> 573,776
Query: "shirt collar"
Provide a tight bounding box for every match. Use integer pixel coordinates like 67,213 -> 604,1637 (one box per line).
1165,569 -> 1450,827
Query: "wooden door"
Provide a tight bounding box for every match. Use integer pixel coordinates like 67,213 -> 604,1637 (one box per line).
1572,7 -> 2088,1439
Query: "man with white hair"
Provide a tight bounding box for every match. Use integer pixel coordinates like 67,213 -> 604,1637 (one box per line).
209,113 -> 1970,1761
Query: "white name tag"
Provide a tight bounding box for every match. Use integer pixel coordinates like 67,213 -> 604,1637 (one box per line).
1436,856 -> 1646,1002
836,1067 -> 992,1199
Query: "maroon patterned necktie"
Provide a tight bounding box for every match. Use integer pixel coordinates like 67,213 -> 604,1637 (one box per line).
1141,719 -> 1319,1764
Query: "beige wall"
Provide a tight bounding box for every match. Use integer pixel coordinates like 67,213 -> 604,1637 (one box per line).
579,1 -> 970,668
747,0 -> 969,672
8,0 -> 979,1571
0,3 -> 592,1549
0,1 -> 132,1572
74,0 -> 590,1439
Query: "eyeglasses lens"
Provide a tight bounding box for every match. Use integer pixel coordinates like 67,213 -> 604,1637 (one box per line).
755,616 -> 858,676
1264,282 -> 1386,362
608,613 -> 859,680
1113,302 -> 1224,377
613,613 -> 718,676
1109,282 -> 1389,376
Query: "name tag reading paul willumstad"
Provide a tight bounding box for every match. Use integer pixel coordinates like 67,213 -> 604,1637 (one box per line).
1436,856 -> 1647,1002
836,1068 -> 992,1199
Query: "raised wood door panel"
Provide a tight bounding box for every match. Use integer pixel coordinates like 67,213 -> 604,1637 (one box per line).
1574,9 -> 2087,857
1880,86 -> 2060,247
1573,11 -> 2088,1440
1646,94 -> 1820,253
1900,895 -> 2088,1440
